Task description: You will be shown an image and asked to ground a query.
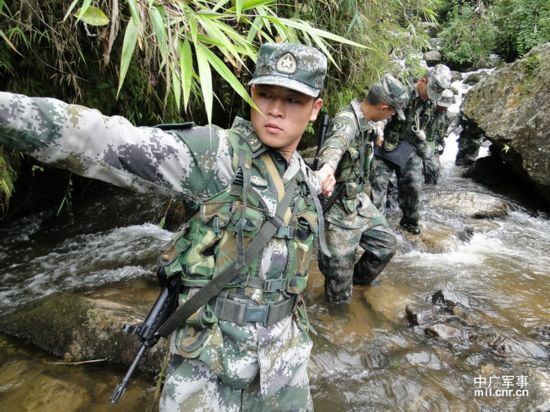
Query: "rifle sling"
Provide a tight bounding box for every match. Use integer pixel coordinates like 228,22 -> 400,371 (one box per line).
156,177 -> 299,338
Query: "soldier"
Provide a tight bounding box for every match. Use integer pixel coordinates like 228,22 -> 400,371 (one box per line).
370,64 -> 452,235
423,88 -> 454,185
0,43 -> 329,411
315,74 -> 408,303
455,114 -> 485,167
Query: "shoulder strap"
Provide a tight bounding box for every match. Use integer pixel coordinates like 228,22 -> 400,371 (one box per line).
156,176 -> 299,338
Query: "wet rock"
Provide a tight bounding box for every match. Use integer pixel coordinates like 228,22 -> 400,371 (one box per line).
464,73 -> 484,85
451,71 -> 462,82
463,43 -> 550,206
424,50 -> 442,65
405,304 -> 438,327
0,293 -> 167,374
425,324 -> 464,340
397,221 -> 467,254
429,191 -> 508,219
432,289 -> 470,308
471,331 -> 548,359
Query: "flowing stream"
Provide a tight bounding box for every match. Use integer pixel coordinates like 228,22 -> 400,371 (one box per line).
0,73 -> 549,411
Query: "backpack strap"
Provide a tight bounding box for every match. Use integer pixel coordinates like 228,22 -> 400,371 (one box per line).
156,175 -> 299,338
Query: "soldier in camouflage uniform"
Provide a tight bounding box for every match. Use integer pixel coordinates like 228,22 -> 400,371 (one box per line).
370,64 -> 452,234
455,114 -> 485,167
0,43 -> 330,411
315,75 -> 408,303
423,89 -> 454,185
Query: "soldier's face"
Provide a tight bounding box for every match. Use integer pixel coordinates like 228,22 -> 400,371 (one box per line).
416,78 -> 429,101
250,84 -> 323,156
371,104 -> 395,122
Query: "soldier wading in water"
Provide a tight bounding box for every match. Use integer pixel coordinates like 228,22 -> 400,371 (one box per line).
0,43 -> 332,411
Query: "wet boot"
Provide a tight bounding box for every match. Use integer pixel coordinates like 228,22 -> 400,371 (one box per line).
399,219 -> 421,235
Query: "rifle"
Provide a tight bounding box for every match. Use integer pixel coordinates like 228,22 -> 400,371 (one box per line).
111,268 -> 180,404
312,112 -> 331,170
321,183 -> 344,213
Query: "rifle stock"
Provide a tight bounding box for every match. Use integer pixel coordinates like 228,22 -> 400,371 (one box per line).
312,112 -> 330,170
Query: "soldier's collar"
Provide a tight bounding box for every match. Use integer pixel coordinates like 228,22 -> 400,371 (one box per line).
350,99 -> 370,132
231,117 -> 268,158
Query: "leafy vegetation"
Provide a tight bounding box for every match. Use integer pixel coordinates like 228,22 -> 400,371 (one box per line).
0,0 -> 440,211
438,0 -> 550,67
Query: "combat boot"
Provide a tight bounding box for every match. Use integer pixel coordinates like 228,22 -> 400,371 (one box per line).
399,221 -> 421,235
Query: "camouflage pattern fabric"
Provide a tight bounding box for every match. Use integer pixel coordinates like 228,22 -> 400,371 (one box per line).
456,116 -> 485,167
0,92 -> 320,411
370,151 -> 424,228
248,43 -> 327,98
317,100 -> 397,303
161,316 -> 312,411
424,109 -> 451,185
371,86 -> 438,228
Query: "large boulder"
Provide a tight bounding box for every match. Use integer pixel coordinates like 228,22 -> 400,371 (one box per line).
0,293 -> 167,374
462,43 -> 550,206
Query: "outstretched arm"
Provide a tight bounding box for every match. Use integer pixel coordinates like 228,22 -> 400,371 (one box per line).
0,92 -> 234,201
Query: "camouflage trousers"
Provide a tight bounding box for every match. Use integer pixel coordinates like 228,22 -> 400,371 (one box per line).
423,154 -> 441,185
318,192 -> 397,303
160,316 -> 313,411
370,152 -> 424,227
456,135 -> 483,166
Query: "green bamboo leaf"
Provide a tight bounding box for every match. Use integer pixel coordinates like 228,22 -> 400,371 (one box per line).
0,0 -> 4,15
117,19 -> 138,97
179,39 -> 193,109
236,0 -> 244,21
227,0 -> 275,13
199,43 -> 259,113
212,0 -> 231,13
150,5 -> 168,63
188,11 -> 198,43
194,42 -> 214,124
272,17 -> 369,49
72,0 -> 92,23
0,29 -> 21,55
63,0 -> 82,22
172,66 -> 181,110
197,16 -> 242,66
74,6 -> 109,26
127,0 -> 141,25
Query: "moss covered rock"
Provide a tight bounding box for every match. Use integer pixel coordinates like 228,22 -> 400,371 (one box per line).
462,42 -> 550,206
0,293 -> 167,374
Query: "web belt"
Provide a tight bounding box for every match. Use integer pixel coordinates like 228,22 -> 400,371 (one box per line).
213,295 -> 297,327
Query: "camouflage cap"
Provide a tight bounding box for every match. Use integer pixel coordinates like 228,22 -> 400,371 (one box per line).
427,64 -> 452,102
248,43 -> 327,97
437,89 -> 454,108
371,74 -> 409,121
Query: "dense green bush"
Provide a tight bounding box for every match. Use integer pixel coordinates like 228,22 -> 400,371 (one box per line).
439,0 -> 550,67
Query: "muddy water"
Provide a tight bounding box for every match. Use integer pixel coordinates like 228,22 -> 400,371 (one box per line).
1,90 -> 550,410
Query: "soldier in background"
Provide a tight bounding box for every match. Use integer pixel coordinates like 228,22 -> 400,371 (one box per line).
423,89 -> 455,185
456,114 -> 486,167
0,43 -> 330,411
314,75 -> 408,303
370,64 -> 452,235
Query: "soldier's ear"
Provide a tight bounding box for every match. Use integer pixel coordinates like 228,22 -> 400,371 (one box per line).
309,97 -> 323,122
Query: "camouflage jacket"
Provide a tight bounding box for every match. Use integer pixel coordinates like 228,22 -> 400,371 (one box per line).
426,108 -> 451,149
383,86 -> 438,152
0,91 -> 320,395
317,99 -> 380,227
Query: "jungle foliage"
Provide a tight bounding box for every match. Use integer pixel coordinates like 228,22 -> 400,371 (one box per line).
437,0 -> 550,67
0,0 -> 439,211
